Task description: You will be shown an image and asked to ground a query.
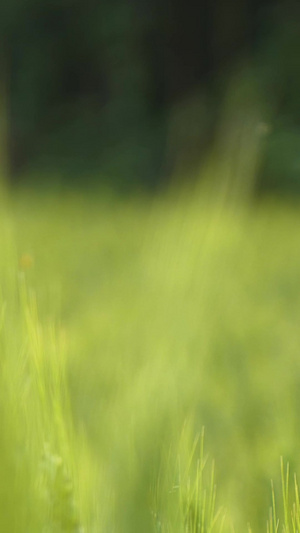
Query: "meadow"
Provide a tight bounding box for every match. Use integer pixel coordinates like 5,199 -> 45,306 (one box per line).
1,179 -> 300,532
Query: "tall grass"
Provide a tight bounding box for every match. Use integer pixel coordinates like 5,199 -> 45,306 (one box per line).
0,204 -> 98,531
266,459 -> 300,533
1,176 -> 300,531
151,425 -> 225,533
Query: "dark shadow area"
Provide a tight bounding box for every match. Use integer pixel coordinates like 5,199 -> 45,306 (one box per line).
1,0 -> 300,194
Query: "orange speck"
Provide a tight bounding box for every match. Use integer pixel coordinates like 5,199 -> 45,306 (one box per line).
19,253 -> 34,270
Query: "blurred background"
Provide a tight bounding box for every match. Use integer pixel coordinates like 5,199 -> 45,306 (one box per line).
2,0 -> 300,194
3,3 -> 300,532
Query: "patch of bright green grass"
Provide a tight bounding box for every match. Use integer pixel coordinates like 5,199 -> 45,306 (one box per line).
1,183 -> 300,531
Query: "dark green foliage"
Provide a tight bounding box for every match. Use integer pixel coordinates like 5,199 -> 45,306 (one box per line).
2,0 -> 300,194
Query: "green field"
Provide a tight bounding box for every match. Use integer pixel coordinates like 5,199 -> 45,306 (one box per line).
1,182 -> 300,532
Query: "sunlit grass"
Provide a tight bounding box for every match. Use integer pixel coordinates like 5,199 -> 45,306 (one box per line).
1,181 -> 300,531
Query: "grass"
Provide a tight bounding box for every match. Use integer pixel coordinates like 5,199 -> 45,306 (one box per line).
1,180 -> 300,531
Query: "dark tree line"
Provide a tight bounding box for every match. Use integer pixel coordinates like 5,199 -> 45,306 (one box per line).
1,0 -> 300,191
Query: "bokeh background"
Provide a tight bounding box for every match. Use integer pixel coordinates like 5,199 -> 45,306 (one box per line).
2,2 -> 300,533
2,0 -> 300,194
